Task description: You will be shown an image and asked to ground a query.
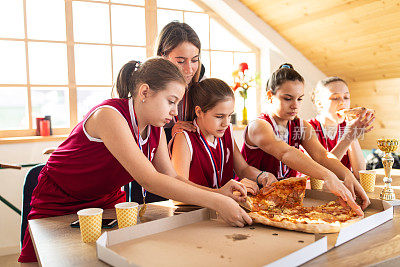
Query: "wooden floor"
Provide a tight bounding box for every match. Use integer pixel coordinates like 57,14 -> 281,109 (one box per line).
0,253 -> 38,267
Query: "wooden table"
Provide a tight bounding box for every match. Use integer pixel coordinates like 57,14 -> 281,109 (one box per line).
29,182 -> 400,266
29,201 -> 199,266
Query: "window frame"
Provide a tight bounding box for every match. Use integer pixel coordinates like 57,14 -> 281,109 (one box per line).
0,0 -> 260,138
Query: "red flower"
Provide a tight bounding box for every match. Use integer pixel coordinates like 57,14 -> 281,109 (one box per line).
232,82 -> 241,91
238,62 -> 248,73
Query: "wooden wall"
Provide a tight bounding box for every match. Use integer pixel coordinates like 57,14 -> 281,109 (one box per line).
349,78 -> 400,149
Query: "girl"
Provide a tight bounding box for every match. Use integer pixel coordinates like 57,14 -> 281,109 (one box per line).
19,58 -> 252,263
156,21 -> 203,141
241,64 -> 370,216
310,77 -> 375,179
170,78 -> 277,194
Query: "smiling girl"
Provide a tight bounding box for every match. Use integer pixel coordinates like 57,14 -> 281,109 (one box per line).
241,64 -> 370,216
170,78 -> 277,194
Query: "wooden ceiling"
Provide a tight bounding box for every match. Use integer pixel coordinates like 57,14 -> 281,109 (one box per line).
239,0 -> 400,82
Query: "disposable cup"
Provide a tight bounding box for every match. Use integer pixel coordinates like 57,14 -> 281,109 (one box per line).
115,202 -> 139,228
77,208 -> 103,243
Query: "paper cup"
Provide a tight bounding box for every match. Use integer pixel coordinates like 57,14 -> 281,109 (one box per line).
77,208 -> 103,243
359,170 -> 376,193
115,202 -> 139,228
310,177 -> 324,190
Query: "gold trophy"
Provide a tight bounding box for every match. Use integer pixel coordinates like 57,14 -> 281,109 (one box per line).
377,138 -> 399,200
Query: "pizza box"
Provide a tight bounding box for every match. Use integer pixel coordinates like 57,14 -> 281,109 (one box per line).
96,191 -> 392,267
306,189 -> 393,248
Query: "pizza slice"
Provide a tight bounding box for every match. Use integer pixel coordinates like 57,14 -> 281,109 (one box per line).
243,177 -> 307,212
336,107 -> 374,121
249,201 -> 363,233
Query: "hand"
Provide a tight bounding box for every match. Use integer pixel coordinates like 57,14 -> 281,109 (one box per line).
344,109 -> 375,141
214,194 -> 253,227
256,172 -> 278,187
343,173 -> 371,210
218,179 -> 248,203
171,121 -> 197,136
323,174 -> 364,216
240,178 -> 259,195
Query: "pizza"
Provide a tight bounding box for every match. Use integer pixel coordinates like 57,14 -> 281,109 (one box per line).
244,177 -> 363,233
243,177 -> 306,211
336,107 -> 374,121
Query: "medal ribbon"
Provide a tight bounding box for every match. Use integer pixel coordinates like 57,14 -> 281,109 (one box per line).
269,114 -> 291,179
132,104 -> 150,202
196,121 -> 224,188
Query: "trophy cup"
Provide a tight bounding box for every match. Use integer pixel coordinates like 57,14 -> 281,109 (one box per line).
377,138 -> 399,201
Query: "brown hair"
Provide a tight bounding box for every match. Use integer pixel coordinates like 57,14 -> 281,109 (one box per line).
116,57 -> 186,99
187,78 -> 234,121
266,63 -> 304,94
311,76 -> 348,104
156,21 -> 201,85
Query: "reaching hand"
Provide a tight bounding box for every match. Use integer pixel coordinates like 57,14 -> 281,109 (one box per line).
214,194 -> 253,227
323,175 -> 365,216
240,178 -> 259,195
218,179 -> 248,203
343,173 -> 371,210
256,172 -> 278,187
171,121 -> 196,136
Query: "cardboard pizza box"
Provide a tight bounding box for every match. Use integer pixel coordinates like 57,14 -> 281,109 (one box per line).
96,191 -> 392,267
307,189 -> 393,248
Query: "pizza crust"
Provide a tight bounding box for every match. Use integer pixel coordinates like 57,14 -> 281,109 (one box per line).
249,212 -> 363,234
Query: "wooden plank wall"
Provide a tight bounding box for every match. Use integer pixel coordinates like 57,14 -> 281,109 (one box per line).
348,78 -> 400,149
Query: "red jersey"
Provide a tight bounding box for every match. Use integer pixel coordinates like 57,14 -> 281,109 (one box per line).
19,98 -> 161,262
241,113 -> 303,180
308,117 -> 351,170
170,120 -> 235,188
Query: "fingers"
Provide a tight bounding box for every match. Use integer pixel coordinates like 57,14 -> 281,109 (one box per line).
355,183 -> 371,210
242,211 -> 253,225
345,196 -> 364,216
177,121 -> 196,132
232,180 -> 247,197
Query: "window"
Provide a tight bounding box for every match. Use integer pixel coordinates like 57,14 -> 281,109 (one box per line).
0,0 -> 259,138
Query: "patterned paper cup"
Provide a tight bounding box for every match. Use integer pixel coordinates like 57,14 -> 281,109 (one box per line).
77,208 -> 103,243
115,202 -> 139,229
310,177 -> 324,190
359,170 -> 376,193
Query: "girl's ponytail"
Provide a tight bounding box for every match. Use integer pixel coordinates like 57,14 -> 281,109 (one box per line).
115,58 -> 185,99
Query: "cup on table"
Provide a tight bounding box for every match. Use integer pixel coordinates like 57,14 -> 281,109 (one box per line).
359,170 -> 376,193
115,202 -> 139,228
310,177 -> 324,190
77,208 -> 103,243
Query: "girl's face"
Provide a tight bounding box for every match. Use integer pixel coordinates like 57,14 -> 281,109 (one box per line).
166,42 -> 200,85
316,81 -> 350,122
269,80 -> 304,121
144,81 -> 185,127
196,98 -> 234,138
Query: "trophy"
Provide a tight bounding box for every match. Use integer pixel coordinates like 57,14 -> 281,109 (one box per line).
377,138 -> 399,200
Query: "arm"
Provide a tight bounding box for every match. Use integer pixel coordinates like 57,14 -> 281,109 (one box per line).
167,130 -> 250,200
301,121 -> 370,210
347,140 -> 366,180
328,110 -> 375,160
85,108 -> 252,226
246,119 -> 365,214
232,140 -> 277,191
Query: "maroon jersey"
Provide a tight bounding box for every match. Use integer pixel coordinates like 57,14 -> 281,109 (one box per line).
241,113 -> 303,180
19,98 -> 161,262
308,117 -> 351,170
170,120 -> 235,188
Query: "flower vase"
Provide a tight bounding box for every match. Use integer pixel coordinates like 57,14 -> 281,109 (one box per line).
242,102 -> 248,125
